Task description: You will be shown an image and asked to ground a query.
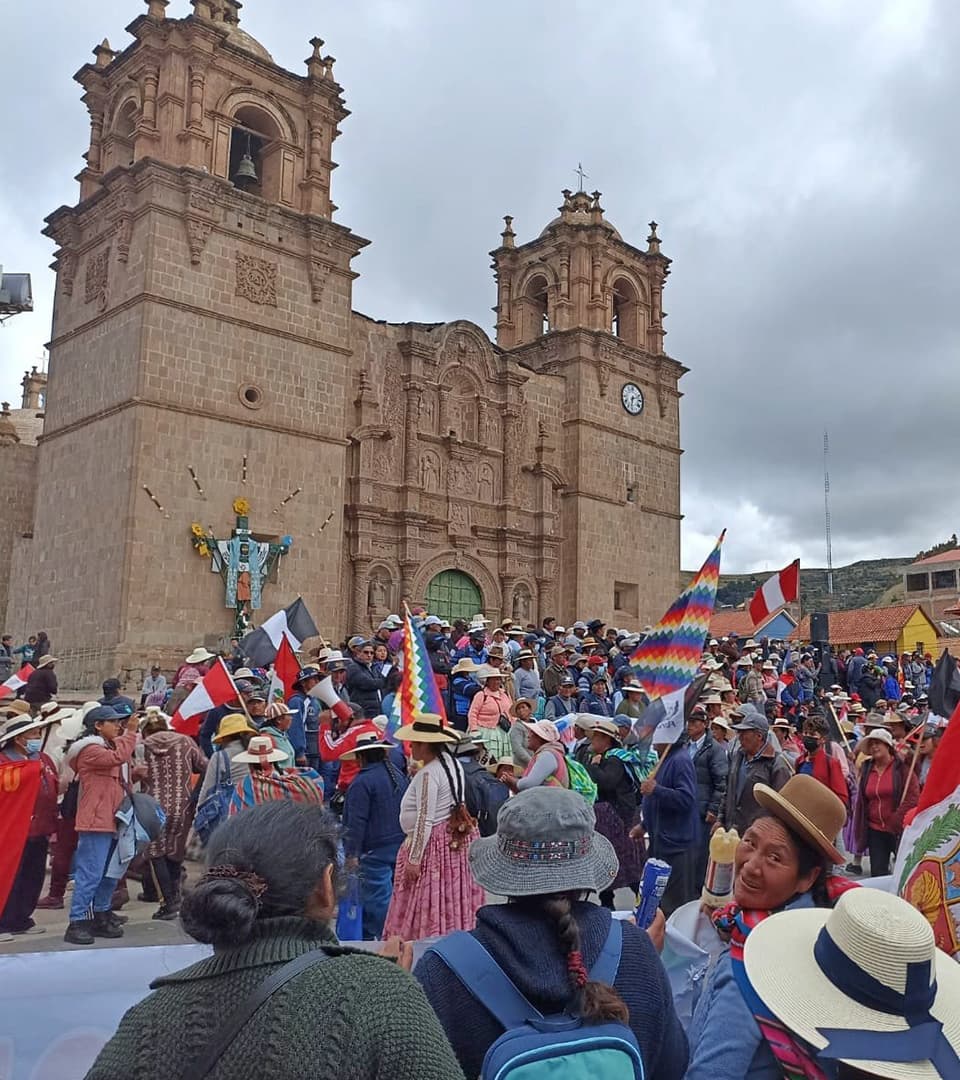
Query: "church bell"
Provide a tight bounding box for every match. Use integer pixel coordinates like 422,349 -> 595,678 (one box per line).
233,135 -> 258,188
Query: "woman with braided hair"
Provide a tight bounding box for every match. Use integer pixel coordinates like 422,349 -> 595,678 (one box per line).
382,714 -> 484,940
85,800 -> 465,1080
415,787 -> 688,1080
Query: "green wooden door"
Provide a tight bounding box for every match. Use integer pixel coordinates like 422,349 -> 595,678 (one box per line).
425,570 -> 483,623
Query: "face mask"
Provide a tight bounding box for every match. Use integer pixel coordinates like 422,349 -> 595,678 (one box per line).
801,735 -> 820,752
25,738 -> 43,755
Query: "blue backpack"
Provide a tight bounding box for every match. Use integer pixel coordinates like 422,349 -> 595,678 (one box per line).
427,918 -> 644,1080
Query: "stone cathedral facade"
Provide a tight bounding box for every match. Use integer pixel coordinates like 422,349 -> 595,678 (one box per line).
5,2 -> 685,685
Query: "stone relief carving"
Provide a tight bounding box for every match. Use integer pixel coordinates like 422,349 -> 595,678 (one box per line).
367,573 -> 390,609
235,253 -> 278,306
84,246 -> 110,312
477,462 -> 495,503
186,218 -> 213,265
513,585 -> 532,624
59,251 -> 78,297
113,191 -> 132,264
420,449 -> 442,493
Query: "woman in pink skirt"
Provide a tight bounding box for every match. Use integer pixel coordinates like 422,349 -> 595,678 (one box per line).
383,715 -> 484,940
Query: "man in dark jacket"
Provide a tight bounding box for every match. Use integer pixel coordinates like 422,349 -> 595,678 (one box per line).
99,678 -> 136,717
344,638 -> 386,719
718,705 -> 792,834
22,656 -> 58,714
455,734 -> 509,838
639,737 -> 699,915
685,704 -> 729,889
342,733 -> 409,939
846,648 -> 866,696
541,646 -> 570,698
423,616 -> 452,677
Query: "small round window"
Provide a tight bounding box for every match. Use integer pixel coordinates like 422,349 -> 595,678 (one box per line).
239,383 -> 264,410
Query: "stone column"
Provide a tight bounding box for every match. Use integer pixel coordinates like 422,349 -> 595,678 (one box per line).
141,69 -> 159,129
188,68 -> 205,129
87,108 -> 105,173
403,383 -> 422,486
307,122 -> 324,176
502,409 -> 521,505
351,557 -> 370,633
537,576 -> 558,623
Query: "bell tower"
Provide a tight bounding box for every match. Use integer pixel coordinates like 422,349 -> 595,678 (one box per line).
491,190 -> 685,625
28,1 -> 369,684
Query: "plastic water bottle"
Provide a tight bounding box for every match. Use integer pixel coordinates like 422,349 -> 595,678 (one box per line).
635,858 -> 671,929
701,828 -> 740,908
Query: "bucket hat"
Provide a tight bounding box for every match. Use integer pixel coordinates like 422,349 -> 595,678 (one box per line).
753,773 -> 846,863
863,727 -> 895,749
233,735 -> 286,765
264,701 -> 295,721
521,719 -> 561,743
744,888 -> 960,1080
213,713 -> 257,744
469,787 -> 619,898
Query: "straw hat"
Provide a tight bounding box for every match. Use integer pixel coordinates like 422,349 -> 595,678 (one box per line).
35,655 -> 58,668
753,774 -> 846,863
469,787 -> 618,898
573,713 -> 597,732
709,715 -> 732,733
392,713 -> 460,744
744,888 -> 960,1080
340,731 -> 398,761
0,700 -> 31,717
233,734 -> 286,765
486,755 -> 515,775
590,718 -> 623,744
451,657 -> 480,676
213,713 -> 257,744
848,703 -> 866,716
474,664 -> 504,682
185,647 -> 215,664
509,697 -> 536,718
0,714 -> 57,747
521,719 -> 561,743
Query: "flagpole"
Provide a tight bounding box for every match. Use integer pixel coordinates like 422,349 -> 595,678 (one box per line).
899,722 -> 925,807
224,658 -> 255,726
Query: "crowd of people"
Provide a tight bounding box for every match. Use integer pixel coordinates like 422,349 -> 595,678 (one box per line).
1,612 -> 957,1079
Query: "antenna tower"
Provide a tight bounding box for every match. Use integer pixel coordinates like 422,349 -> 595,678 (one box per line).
823,429 -> 834,597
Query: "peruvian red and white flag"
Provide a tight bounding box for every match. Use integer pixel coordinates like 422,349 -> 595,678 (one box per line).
171,658 -> 238,737
308,675 -> 352,723
893,693 -> 960,957
776,669 -> 795,703
749,559 -> 800,628
0,664 -> 34,701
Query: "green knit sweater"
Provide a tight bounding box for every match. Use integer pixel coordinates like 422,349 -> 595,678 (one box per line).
84,916 -> 466,1080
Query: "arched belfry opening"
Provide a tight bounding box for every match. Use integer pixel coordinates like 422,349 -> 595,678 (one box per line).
229,105 -> 282,199
521,274 -> 550,342
611,276 -> 641,346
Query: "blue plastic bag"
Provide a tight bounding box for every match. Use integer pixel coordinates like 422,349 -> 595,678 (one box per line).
336,873 -> 364,942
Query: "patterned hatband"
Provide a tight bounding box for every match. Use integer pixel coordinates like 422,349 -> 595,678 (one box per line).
498,836 -> 592,862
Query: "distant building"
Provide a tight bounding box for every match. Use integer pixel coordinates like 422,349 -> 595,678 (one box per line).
903,549 -> 960,628
794,604 -> 939,658
709,607 -> 798,642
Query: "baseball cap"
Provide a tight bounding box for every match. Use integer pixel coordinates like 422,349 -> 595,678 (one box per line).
348,636 -> 370,650
559,676 -> 576,688
731,706 -> 769,735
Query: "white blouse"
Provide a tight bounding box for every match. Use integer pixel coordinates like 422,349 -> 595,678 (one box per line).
399,754 -> 465,862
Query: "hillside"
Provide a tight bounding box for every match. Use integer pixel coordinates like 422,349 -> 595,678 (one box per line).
680,558 -> 911,613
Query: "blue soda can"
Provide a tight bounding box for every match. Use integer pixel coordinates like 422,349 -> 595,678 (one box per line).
635,858 -> 671,929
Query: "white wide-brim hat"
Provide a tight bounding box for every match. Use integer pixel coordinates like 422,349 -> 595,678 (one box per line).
744,888 -> 960,1080
186,647 -> 215,664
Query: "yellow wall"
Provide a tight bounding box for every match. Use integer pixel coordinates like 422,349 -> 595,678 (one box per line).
897,608 -> 939,657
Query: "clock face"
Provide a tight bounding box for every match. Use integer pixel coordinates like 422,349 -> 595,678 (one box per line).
621,383 -> 644,416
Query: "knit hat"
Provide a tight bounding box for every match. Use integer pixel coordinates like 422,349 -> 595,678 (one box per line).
469,787 -> 619,897
264,701 -> 294,721
744,889 -> 960,1080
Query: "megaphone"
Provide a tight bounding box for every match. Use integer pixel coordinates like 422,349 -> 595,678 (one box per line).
309,675 -> 352,723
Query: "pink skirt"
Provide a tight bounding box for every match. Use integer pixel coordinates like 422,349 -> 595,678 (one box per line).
382,822 -> 484,940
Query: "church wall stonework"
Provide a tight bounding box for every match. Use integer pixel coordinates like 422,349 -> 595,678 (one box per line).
4,8 -> 683,685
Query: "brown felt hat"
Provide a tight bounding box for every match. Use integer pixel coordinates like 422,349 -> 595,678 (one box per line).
754,774 -> 846,864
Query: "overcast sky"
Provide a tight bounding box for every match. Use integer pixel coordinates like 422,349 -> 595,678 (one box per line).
1,1 -> 954,574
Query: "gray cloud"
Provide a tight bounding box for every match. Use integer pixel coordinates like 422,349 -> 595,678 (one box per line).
2,0 -> 954,572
